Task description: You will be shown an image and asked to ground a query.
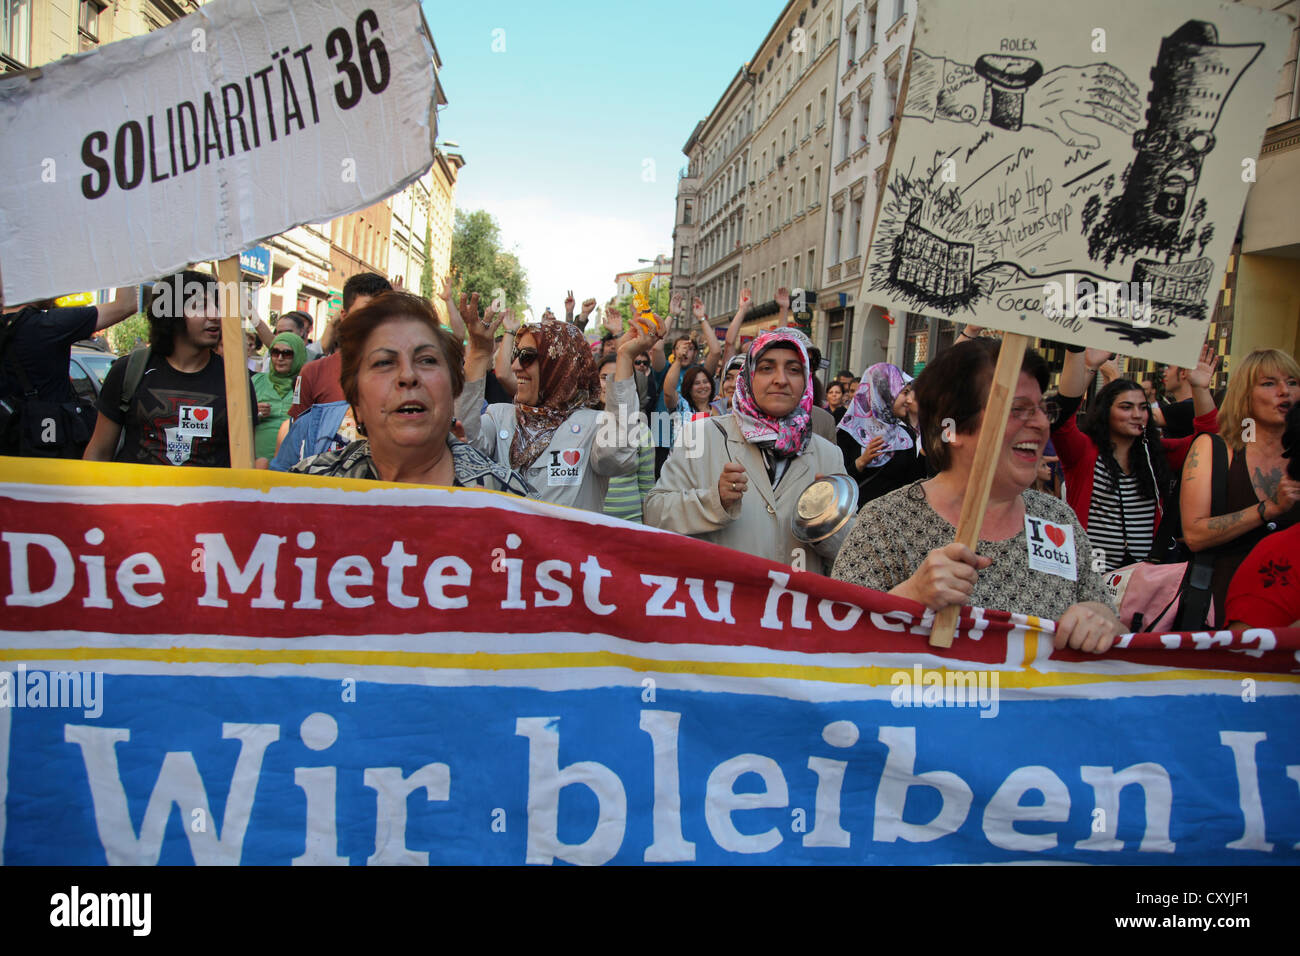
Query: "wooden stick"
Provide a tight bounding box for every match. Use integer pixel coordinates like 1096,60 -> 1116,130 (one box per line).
217,255 -> 255,469
929,332 -> 1030,647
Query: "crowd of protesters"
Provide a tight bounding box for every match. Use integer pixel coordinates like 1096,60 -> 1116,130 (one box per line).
2,269 -> 1298,635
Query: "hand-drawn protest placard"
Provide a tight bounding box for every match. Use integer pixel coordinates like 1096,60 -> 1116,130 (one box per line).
0,0 -> 436,306
860,0 -> 1288,365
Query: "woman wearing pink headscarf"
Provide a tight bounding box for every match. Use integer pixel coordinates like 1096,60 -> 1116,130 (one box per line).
645,328 -> 853,573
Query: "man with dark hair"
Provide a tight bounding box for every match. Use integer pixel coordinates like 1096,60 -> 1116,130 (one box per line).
289,273 -> 392,420
83,271 -> 257,466
1,285 -> 137,457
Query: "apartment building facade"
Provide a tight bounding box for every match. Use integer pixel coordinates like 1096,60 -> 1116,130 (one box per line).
739,0 -> 840,341
823,0 -> 914,377
690,68 -> 754,327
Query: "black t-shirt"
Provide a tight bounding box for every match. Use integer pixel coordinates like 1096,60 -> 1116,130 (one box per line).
96,350 -> 257,467
0,305 -> 98,405
1161,398 -> 1195,439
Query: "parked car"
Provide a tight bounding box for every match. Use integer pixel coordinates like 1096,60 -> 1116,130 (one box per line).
69,346 -> 117,403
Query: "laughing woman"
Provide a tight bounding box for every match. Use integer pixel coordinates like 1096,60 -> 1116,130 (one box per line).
457,305 -> 655,511
832,338 -> 1120,653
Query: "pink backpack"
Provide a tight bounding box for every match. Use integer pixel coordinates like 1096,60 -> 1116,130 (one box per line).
1103,561 -> 1215,633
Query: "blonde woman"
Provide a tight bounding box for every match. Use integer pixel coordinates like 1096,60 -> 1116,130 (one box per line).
1180,348 -> 1300,621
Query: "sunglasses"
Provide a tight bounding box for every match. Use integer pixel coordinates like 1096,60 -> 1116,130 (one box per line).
633,357 -> 650,367
511,346 -> 540,369
270,348 -> 296,359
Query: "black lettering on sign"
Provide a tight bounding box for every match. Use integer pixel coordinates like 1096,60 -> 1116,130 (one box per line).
327,27 -> 363,109
356,9 -> 391,95
81,131 -> 110,200
113,120 -> 145,191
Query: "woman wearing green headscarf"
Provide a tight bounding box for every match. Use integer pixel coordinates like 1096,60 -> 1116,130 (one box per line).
252,331 -> 306,459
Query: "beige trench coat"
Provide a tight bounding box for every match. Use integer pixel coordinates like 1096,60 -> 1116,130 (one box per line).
644,414 -> 854,574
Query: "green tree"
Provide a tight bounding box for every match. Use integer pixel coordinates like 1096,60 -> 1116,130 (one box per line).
105,312 -> 150,355
419,219 -> 434,301
450,209 -> 528,312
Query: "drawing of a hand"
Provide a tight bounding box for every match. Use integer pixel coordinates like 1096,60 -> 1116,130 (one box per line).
1023,64 -> 1142,149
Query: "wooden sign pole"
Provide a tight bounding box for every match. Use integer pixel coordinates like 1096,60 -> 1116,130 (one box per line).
928,331 -> 1030,647
216,255 -> 255,469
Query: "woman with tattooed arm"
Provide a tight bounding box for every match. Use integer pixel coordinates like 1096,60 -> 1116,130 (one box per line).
1180,349 -> 1300,620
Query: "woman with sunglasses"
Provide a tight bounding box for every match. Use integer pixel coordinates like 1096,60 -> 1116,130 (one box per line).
251,331 -> 307,460
457,301 -> 655,511
832,338 -> 1121,652
1053,341 -> 1218,571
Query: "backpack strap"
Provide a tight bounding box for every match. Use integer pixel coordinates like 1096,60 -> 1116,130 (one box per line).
1175,434 -> 1228,630
118,347 -> 152,420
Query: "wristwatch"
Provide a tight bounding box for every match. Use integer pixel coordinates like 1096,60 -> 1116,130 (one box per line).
1257,500 -> 1276,530
974,55 -> 1044,131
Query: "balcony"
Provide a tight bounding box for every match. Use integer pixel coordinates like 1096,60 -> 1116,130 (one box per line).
828,264 -> 842,282
835,157 -> 853,175
845,256 -> 861,277
864,43 -> 878,64
886,13 -> 909,41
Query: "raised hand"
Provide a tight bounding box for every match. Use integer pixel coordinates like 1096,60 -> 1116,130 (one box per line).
581,297 -> 597,318
670,290 -> 684,317
440,274 -> 453,303
1186,342 -> 1220,391
458,292 -> 481,331
737,287 -> 752,314
692,297 -> 707,322
855,435 -> 886,471
776,286 -> 791,311
501,308 -> 522,335
564,289 -> 576,320
901,543 -> 992,611
604,302 -> 624,335
464,295 -> 501,352
1084,347 -> 1114,371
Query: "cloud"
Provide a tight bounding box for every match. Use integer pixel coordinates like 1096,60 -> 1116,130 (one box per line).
456,193 -> 672,325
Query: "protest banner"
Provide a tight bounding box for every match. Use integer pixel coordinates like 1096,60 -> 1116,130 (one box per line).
0,0 -> 437,306
857,0 -> 1288,367
2,460 -> 1297,865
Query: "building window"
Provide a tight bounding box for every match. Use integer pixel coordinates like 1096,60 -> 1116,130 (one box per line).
850,197 -> 863,258
813,165 -> 822,201
846,27 -> 857,68
787,186 -> 794,219
786,64 -> 792,91
781,128 -> 787,154
861,96 -> 871,138
792,115 -> 798,143
807,249 -> 817,288
3,0 -> 32,65
793,255 -> 801,287
803,103 -> 812,137
825,14 -> 834,46
832,208 -> 844,264
867,2 -> 878,44
886,67 -> 900,122
893,0 -> 906,23
799,176 -> 807,210
841,109 -> 853,161
683,200 -> 693,225
777,196 -> 784,223
811,30 -> 818,53
79,0 -> 103,43
818,88 -> 828,125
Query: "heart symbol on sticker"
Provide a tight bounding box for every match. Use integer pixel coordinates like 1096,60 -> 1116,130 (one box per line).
193,408 -> 210,421
1110,574 -> 1120,586
562,450 -> 581,466
1045,524 -> 1066,547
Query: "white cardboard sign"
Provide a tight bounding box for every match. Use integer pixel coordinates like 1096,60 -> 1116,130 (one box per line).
860,0 -> 1288,365
0,0 -> 436,306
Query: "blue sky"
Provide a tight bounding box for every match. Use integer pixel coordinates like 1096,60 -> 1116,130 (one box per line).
422,0 -> 786,319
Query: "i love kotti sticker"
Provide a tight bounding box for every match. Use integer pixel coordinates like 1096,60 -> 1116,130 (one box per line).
176,405 -> 214,437
547,448 -> 583,486
1024,515 -> 1077,582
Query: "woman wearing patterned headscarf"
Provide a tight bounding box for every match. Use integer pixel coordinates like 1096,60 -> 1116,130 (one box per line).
645,328 -> 853,573
836,362 -> 928,508
457,308 -> 656,511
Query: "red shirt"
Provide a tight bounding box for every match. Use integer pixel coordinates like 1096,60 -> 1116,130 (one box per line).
288,352 -> 344,420
1225,524 -> 1300,627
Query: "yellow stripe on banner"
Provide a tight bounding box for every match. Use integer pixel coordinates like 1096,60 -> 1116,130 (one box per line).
0,456 -> 440,494
1,646 -> 1296,690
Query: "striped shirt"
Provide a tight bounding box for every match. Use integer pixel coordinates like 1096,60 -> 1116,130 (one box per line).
603,438 -> 656,523
1087,458 -> 1157,571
